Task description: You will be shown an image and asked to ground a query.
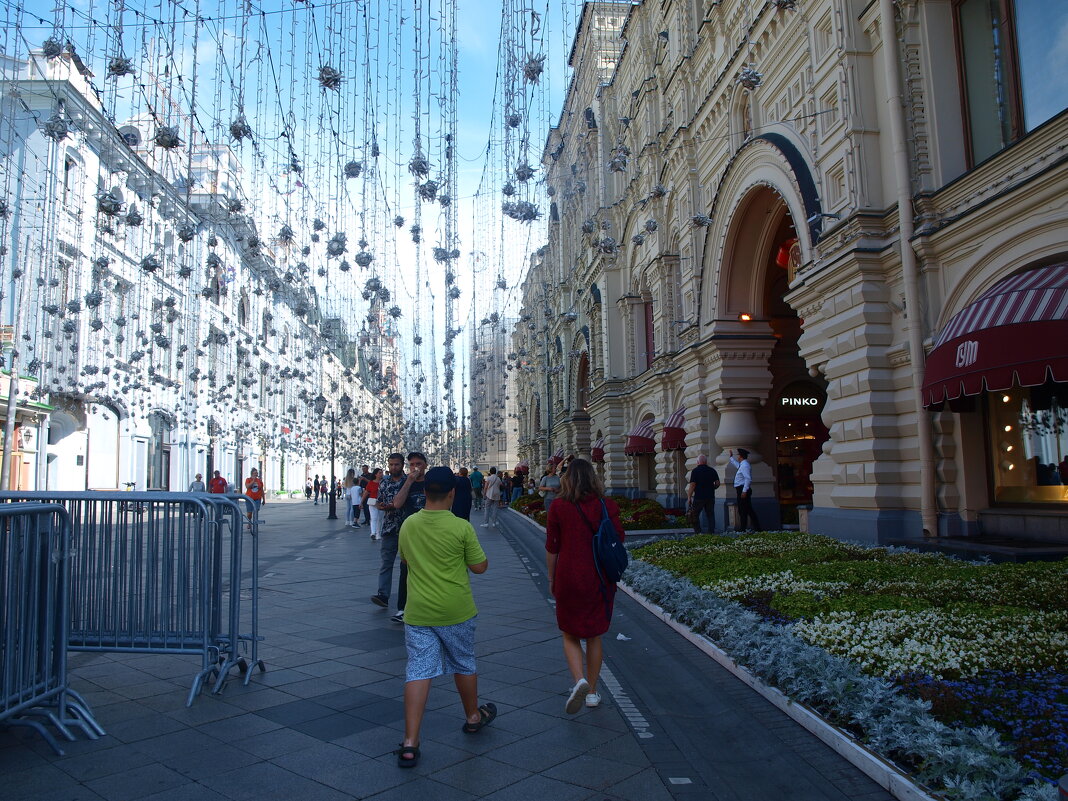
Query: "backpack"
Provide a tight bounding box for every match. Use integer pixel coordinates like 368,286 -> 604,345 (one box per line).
576,499 -> 628,584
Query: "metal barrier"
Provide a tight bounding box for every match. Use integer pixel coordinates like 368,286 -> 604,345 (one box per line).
204,494 -> 265,692
0,491 -> 264,706
1,503 -> 105,754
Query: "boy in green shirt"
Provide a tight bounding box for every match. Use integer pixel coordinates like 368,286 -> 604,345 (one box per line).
396,466 -> 494,768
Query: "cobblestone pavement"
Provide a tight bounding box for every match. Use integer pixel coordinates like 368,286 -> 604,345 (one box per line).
0,498 -> 896,801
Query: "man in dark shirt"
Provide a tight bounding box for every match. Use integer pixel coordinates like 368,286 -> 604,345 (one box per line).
452,467 -> 473,520
686,454 -> 721,534
371,452 -> 427,624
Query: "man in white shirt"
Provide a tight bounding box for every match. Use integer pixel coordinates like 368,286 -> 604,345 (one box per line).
728,448 -> 761,532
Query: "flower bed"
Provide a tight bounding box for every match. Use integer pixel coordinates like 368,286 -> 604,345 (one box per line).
510,493 -> 679,530
630,531 -> 1067,800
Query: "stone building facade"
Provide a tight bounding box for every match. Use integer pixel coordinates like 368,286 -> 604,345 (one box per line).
512,0 -> 1068,543
0,52 -> 402,493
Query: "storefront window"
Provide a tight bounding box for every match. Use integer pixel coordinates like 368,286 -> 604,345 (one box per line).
987,383 -> 1068,504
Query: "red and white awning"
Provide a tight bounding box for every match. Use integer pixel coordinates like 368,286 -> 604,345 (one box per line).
548,447 -> 565,465
591,437 -> 605,462
922,264 -> 1068,407
624,419 -> 656,455
662,406 -> 686,450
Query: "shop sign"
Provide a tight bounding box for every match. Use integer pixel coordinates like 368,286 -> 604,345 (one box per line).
779,383 -> 824,410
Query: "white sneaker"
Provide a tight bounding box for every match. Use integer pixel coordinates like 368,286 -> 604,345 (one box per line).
480,523 -> 489,527
585,692 -> 601,708
565,678 -> 589,714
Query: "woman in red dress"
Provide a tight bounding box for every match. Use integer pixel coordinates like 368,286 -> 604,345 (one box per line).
545,458 -> 625,713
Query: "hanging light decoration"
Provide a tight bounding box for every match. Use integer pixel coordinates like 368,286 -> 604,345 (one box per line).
125,205 -> 144,227
153,126 -> 183,149
318,65 -> 343,90
41,37 -> 64,58
107,55 -> 135,77
96,189 -> 123,216
522,53 -> 546,83
43,112 -> 69,142
229,115 -> 253,141
737,65 -> 763,90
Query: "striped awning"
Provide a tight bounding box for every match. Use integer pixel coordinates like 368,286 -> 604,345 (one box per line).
591,437 -> 605,462
624,419 -> 656,455
548,447 -> 565,465
922,264 -> 1068,407
662,406 -> 686,450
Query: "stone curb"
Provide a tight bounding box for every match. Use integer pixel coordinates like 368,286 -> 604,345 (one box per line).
617,582 -> 942,801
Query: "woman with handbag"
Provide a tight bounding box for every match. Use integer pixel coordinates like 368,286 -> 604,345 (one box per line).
545,458 -> 625,714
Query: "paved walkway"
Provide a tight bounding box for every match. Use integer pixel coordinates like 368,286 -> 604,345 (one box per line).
0,499 -> 896,800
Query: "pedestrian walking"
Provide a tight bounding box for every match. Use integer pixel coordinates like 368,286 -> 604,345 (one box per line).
395,466 -> 493,768
371,452 -> 427,623
209,470 -> 228,494
538,461 -> 561,514
509,471 -> 524,504
305,479 -> 313,500
481,467 -> 502,527
452,467 -> 473,520
686,454 -> 721,534
343,468 -> 358,526
728,448 -> 761,531
188,473 -> 206,492
469,467 -> 484,510
313,474 -> 321,505
366,468 -> 383,540
545,458 -> 625,713
348,474 -> 364,529
243,468 -> 265,521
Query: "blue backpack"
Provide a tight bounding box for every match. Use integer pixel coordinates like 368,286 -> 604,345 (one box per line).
577,499 -> 628,584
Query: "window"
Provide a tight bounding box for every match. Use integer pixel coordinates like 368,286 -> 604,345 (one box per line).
987,383 -> 1068,505
956,0 -> 1068,164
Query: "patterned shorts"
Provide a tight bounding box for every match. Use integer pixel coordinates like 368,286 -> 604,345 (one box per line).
404,616 -> 478,682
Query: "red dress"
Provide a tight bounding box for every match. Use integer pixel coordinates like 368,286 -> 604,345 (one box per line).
546,494 -> 626,638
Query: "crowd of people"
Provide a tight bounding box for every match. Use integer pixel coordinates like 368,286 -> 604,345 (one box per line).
308,452 -> 626,769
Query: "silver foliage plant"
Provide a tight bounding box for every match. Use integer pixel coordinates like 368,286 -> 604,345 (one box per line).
622,557 -> 1057,801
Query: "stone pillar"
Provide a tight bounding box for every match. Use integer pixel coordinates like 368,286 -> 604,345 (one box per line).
714,397 -> 776,528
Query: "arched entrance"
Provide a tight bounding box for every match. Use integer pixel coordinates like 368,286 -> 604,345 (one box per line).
707,173 -> 827,529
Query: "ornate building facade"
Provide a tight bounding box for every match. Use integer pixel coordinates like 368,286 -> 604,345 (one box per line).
0,51 -> 402,493
512,0 -> 1068,543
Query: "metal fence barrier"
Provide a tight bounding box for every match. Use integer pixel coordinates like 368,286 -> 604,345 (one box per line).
1,503 -> 105,754
0,491 -> 265,706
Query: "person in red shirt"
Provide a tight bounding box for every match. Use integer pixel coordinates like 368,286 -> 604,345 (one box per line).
208,470 -> 228,494
366,467 -> 382,540
244,468 -> 265,520
545,458 -> 625,714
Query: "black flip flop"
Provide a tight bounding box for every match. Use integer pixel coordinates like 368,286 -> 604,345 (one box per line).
396,744 -> 420,768
461,702 -> 497,734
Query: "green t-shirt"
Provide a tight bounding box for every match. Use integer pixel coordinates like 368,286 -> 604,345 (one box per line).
398,509 -> 487,627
